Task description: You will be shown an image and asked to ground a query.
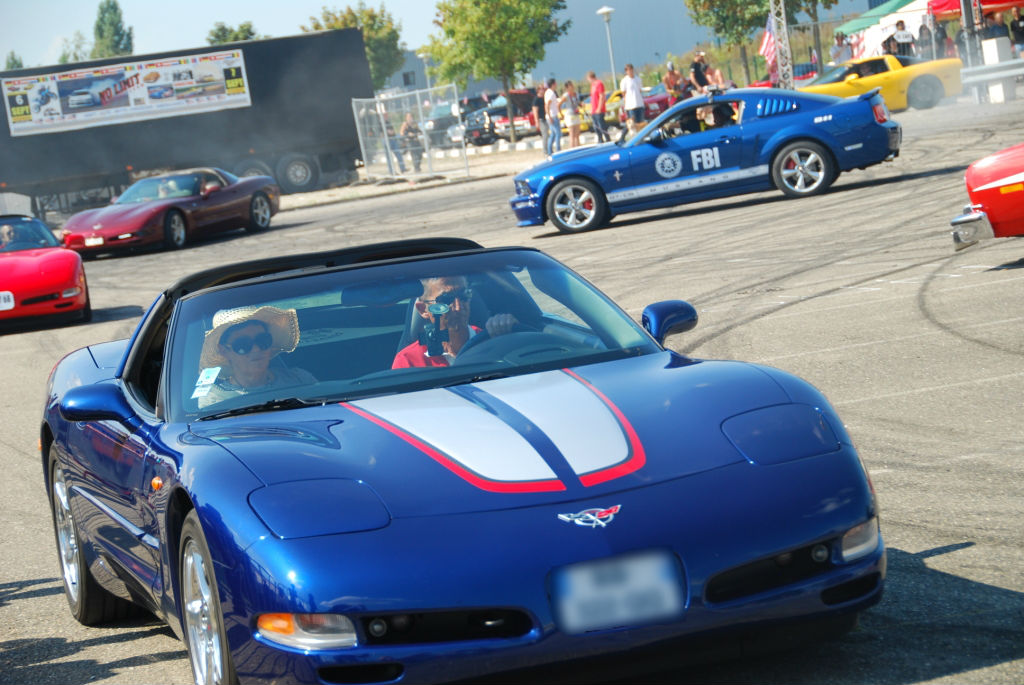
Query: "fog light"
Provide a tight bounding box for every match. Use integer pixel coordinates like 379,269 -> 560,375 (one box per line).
368,618 -> 388,637
811,544 -> 830,563
257,612 -> 357,649
841,517 -> 879,562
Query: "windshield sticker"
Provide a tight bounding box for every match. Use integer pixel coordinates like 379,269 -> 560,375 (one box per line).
190,385 -> 212,399
196,367 -> 220,386
655,152 -> 683,178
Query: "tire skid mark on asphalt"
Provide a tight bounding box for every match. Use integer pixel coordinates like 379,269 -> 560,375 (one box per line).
835,370 -> 1024,406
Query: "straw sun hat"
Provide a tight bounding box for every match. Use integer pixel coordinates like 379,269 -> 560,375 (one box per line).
199,305 -> 300,370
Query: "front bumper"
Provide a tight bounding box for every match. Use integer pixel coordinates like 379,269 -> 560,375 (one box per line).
65,227 -> 160,254
951,204 -> 995,251
510,191 -> 545,227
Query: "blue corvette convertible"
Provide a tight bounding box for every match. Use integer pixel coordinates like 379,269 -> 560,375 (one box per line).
42,239 -> 884,684
510,87 -> 901,232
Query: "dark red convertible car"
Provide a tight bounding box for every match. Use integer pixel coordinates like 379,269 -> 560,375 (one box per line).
1,214 -> 90,326
62,168 -> 279,256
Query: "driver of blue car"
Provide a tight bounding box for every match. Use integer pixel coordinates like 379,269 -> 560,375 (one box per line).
392,276 -> 518,368
196,305 -> 316,407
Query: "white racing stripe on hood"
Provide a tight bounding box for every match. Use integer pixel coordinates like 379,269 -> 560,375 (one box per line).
350,389 -> 557,483
476,370 -> 628,476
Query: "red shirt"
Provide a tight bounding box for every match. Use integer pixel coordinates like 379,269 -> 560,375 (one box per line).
589,79 -> 606,115
391,326 -> 481,368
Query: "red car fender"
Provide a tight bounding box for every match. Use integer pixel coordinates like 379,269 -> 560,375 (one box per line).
965,143 -> 1024,239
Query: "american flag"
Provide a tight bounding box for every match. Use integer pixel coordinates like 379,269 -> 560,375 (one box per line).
758,16 -> 777,65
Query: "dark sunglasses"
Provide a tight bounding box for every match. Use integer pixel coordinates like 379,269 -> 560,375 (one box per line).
424,287 -> 472,315
225,331 -> 273,355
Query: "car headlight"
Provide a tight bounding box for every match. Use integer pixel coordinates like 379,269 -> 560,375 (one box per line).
841,517 -> 879,562
721,404 -> 841,465
249,479 -> 390,539
515,180 -> 532,196
61,287 -> 82,298
257,613 -> 357,649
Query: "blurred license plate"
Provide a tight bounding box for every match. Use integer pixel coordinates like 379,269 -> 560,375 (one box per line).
554,550 -> 683,634
0,291 -> 14,311
84,237 -> 104,247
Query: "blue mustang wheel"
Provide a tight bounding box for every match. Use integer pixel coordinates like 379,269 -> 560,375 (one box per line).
546,178 -> 607,233
772,141 -> 836,198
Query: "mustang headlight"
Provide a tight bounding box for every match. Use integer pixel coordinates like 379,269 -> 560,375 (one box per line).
841,517 -> 880,562
249,479 -> 390,539
257,613 -> 357,649
514,180 -> 532,196
721,404 -> 841,465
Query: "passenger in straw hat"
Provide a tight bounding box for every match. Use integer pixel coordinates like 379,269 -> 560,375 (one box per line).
196,305 -> 315,408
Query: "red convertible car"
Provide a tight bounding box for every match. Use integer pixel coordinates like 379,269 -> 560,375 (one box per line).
0,215 -> 90,326
951,143 -> 1024,250
62,168 -> 280,256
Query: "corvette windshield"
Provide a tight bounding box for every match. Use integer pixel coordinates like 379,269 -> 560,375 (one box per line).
168,249 -> 659,421
806,63 -> 854,85
117,173 -> 201,203
0,216 -> 61,252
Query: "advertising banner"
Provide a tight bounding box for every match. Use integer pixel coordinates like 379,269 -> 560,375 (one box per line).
2,48 -> 251,137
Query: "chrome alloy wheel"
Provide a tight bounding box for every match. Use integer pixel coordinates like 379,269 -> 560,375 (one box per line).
168,213 -> 187,247
182,539 -> 225,685
780,148 -> 825,194
251,195 -> 272,228
52,467 -> 80,604
552,184 -> 597,230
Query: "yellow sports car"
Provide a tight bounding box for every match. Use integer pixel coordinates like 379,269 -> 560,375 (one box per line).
800,54 -> 962,110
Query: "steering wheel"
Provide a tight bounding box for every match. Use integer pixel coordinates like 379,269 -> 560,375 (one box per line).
452,330 -> 581,366
454,321 -> 534,357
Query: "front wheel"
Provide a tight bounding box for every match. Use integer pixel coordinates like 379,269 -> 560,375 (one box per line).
275,154 -> 319,194
907,76 -> 942,110
545,178 -> 608,233
771,141 -> 836,198
247,192 -> 272,232
163,210 -> 187,249
180,510 -> 237,685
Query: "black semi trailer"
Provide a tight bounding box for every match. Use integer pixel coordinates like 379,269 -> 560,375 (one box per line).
0,29 -> 373,206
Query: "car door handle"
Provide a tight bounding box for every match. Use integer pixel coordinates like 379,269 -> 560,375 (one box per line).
717,135 -> 737,144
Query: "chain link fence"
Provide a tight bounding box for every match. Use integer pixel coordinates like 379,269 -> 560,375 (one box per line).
353,84 -> 470,180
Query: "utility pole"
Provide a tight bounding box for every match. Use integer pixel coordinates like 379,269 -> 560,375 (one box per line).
769,0 -> 795,89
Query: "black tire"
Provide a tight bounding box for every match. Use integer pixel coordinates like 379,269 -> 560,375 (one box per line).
247,192 -> 272,232
80,294 -> 93,323
275,154 -> 319,194
232,158 -> 273,178
771,141 -> 836,198
907,75 -> 942,110
163,210 -> 187,250
545,178 -> 608,233
180,510 -> 237,685
49,457 -> 137,625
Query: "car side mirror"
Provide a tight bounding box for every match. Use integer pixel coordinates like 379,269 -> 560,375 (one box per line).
641,300 -> 698,344
59,382 -> 138,425
844,73 -> 859,81
647,128 -> 664,144
202,183 -> 222,197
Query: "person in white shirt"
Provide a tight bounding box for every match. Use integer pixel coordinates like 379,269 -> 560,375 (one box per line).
543,78 -> 561,154
892,20 -> 916,56
619,63 -> 645,136
830,31 -> 853,63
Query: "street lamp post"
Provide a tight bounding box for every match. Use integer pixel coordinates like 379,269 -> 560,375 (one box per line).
596,6 -> 616,81
416,53 -> 432,92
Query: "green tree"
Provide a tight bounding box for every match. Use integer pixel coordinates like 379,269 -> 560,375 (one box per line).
207,21 -> 264,45
90,0 -> 133,59
301,3 -> 404,91
684,0 -> 797,85
5,51 -> 24,70
424,0 -> 570,143
58,31 -> 92,64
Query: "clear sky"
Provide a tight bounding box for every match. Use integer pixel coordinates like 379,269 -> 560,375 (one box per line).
1,0 -> 441,68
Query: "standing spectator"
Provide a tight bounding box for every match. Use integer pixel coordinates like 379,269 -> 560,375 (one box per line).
544,78 -> 561,154
661,61 -> 685,105
619,63 -> 645,136
918,24 -> 934,59
532,84 -> 550,154
892,20 -> 916,56
704,59 -> 727,89
586,70 -> 610,143
689,51 -> 709,93
1010,7 -> 1024,56
384,118 -> 406,174
984,12 -> 1009,39
400,112 -> 423,173
830,31 -> 853,64
559,80 -> 582,149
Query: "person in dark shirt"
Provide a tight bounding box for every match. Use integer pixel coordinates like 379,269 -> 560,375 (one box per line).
532,84 -> 549,153
689,51 -> 709,93
1011,7 -> 1024,56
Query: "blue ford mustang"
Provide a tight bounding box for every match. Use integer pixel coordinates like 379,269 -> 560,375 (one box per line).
510,87 -> 901,232
42,239 -> 884,684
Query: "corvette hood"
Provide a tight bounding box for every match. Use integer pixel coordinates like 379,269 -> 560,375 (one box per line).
1,247 -> 79,283
64,201 -> 170,233
190,353 -> 797,518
